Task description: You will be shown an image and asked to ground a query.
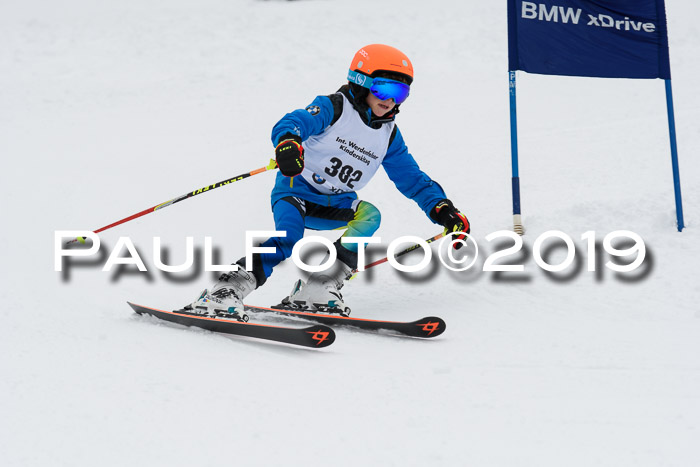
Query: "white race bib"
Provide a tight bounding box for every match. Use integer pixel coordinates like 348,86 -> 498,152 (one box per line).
300,94 -> 394,195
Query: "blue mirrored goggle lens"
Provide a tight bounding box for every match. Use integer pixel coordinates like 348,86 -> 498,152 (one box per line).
347,70 -> 411,105
370,78 -> 410,104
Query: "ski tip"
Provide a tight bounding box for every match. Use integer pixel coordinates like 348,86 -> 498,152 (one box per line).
127,301 -> 146,315
414,316 -> 446,338
303,325 -> 336,348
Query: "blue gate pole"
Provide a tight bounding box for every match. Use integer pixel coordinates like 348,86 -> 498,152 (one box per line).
509,71 -> 524,235
665,79 -> 685,232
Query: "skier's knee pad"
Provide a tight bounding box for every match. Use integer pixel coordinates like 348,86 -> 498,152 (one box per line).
345,201 -> 381,240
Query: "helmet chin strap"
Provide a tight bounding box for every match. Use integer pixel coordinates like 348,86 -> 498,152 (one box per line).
369,103 -> 399,125
371,110 -> 397,124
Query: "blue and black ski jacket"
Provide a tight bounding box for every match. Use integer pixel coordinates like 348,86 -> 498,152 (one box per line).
270,85 -> 446,223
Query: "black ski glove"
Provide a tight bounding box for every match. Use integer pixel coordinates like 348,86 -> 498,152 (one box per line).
275,134 -> 304,177
430,199 -> 471,249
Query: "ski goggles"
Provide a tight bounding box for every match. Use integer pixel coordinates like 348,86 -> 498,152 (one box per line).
347,70 -> 411,104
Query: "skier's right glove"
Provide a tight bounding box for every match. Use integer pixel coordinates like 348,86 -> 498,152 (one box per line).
275,134 -> 304,177
430,199 -> 470,250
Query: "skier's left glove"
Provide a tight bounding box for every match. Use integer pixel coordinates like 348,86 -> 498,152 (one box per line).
430,199 -> 470,250
275,134 -> 304,177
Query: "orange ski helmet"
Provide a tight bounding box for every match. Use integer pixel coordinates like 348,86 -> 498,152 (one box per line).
349,44 -> 414,84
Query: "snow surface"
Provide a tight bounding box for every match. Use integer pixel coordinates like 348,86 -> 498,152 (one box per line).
2,0 -> 700,466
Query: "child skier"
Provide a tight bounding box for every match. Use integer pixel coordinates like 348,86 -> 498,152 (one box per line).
187,44 -> 470,321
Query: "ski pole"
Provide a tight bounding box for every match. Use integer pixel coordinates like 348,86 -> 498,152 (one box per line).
353,231 -> 446,274
66,159 -> 278,246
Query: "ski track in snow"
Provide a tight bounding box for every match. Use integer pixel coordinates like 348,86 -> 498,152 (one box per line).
1,1 -> 699,466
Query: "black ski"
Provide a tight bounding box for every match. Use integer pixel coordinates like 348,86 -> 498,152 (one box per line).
244,304 -> 446,338
128,302 -> 335,348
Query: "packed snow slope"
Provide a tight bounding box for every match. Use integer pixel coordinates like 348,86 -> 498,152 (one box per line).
2,1 -> 699,466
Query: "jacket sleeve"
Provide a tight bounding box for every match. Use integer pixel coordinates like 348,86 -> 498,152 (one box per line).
382,126 -> 447,223
271,95 -> 338,146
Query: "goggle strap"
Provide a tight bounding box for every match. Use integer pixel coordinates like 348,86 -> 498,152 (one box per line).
347,69 -> 373,89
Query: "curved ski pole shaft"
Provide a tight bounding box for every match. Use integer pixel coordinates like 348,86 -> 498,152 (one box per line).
351,231 -> 446,276
66,159 -> 278,246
